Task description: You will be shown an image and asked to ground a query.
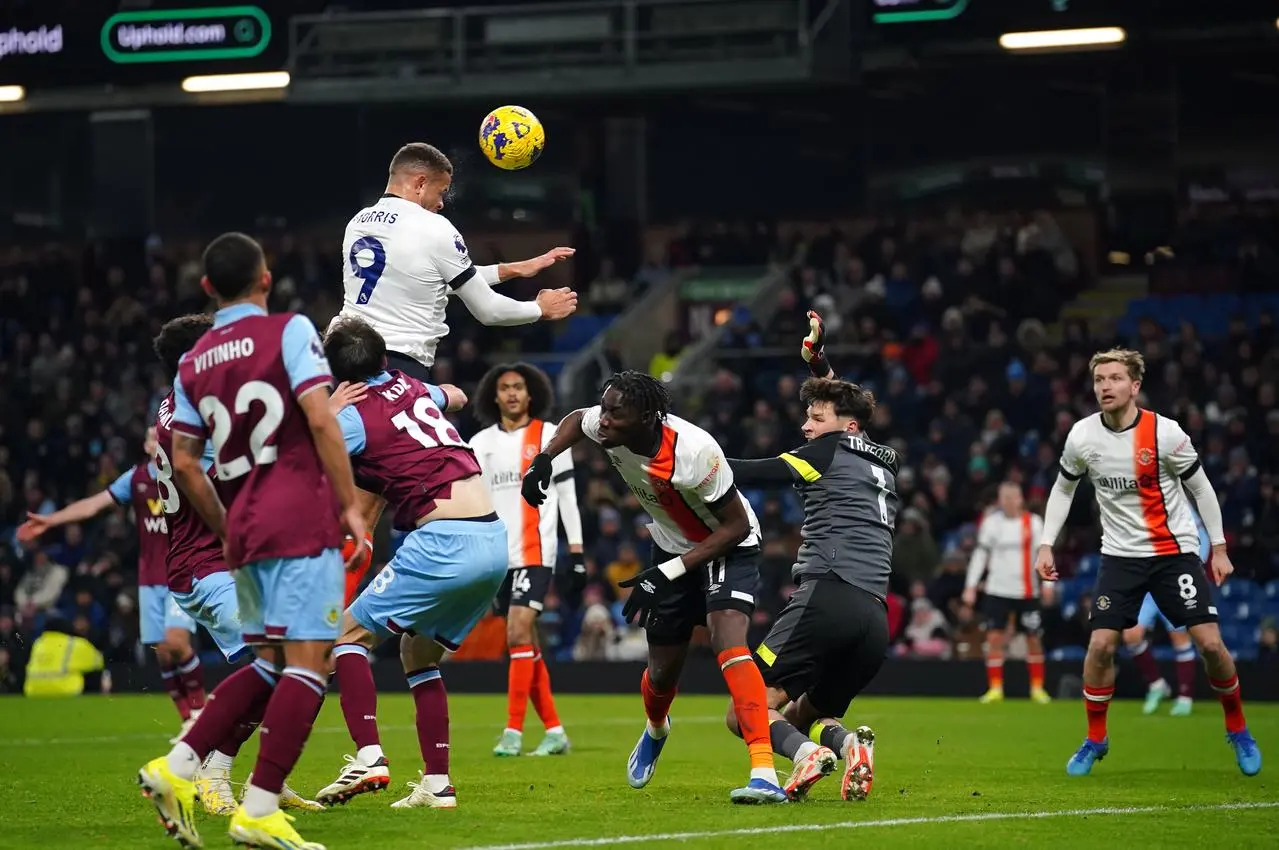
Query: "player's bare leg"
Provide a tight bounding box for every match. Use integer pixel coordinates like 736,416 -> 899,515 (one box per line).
706,609 -> 785,803
1067,628 -> 1119,775
1168,629 -> 1197,716
1187,622 -> 1260,775
318,613 -> 391,805
503,605 -> 568,757
979,625 -> 1006,703
724,688 -> 839,802
1025,632 -> 1050,703
390,633 -> 458,808
627,641 -> 686,789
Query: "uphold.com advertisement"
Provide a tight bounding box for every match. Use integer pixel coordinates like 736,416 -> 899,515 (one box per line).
0,5 -> 275,87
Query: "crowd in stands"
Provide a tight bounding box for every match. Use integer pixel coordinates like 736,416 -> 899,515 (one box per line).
3,206 -> 1278,690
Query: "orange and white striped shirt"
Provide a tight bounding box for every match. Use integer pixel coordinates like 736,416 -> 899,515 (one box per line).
967,510 -> 1044,600
471,419 -> 583,569
580,408 -> 761,555
1057,409 -> 1202,559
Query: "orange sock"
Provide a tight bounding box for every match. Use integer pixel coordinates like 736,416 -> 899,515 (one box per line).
718,647 -> 775,776
640,668 -> 676,727
506,644 -> 536,732
986,657 -> 1004,690
1083,685 -> 1113,743
529,652 -> 562,730
342,532 -> 374,608
1028,656 -> 1045,691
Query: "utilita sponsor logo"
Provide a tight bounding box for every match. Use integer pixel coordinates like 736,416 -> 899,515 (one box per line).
0,26 -> 64,60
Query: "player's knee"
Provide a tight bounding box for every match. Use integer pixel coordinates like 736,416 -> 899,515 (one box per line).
1190,626 -> 1226,660
1086,631 -> 1119,665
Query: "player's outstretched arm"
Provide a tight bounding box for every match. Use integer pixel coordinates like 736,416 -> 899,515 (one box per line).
728,432 -> 841,486
801,310 -> 836,379
16,490 -> 116,544
476,247 -> 575,286
521,409 -> 587,508
172,433 -> 228,539
454,275 -> 577,326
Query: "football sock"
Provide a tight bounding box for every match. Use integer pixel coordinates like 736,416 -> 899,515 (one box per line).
529,652 -> 563,732
1028,654 -> 1046,692
408,667 -> 449,778
160,662 -> 191,721
1130,640 -> 1162,688
506,644 -> 536,733
249,666 -> 327,803
171,658 -> 278,779
640,668 -> 676,737
1210,674 -> 1247,733
1083,685 -> 1113,743
813,721 -> 854,756
718,647 -> 777,784
203,750 -> 234,774
334,644 -> 381,753
176,654 -> 206,712
985,655 -> 1004,691
1175,645 -> 1197,699
769,717 -> 813,762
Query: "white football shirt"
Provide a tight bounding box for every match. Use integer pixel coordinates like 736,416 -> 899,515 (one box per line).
471,419 -> 583,570
967,510 -> 1044,600
580,408 -> 761,555
336,194 -> 538,368
1057,409 -> 1203,559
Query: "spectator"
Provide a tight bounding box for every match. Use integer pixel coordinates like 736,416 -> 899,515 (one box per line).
14,551 -> 68,623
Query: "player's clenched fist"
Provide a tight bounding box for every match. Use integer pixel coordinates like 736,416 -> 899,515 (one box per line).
521,452 -> 553,507
536,287 -> 578,320
1034,544 -> 1058,582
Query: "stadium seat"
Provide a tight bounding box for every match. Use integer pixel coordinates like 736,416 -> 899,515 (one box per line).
551,315 -> 615,353
1075,553 -> 1100,578
1049,647 -> 1086,662
1262,579 -> 1279,602
1218,579 -> 1259,604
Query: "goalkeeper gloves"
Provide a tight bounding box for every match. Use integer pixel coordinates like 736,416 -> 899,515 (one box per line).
801,309 -> 831,377
618,557 -> 685,627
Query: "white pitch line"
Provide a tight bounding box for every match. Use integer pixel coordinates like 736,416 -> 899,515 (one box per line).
0,714 -> 726,748
455,802 -> 1279,850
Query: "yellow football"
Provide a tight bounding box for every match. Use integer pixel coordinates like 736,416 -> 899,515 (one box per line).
478,105 -> 545,171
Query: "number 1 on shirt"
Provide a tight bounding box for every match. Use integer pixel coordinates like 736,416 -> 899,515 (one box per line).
350,236 -> 387,305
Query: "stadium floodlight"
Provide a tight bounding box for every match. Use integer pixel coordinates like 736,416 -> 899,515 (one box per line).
999,27 -> 1126,51
180,71 -> 290,93
0,85 -> 26,103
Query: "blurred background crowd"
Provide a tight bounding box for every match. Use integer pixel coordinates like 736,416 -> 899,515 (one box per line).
4,198 -> 1279,694
5,0 -> 1279,692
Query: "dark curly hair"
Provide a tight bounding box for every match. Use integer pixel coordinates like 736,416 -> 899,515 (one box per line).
602,370 -> 672,426
153,314 -> 214,377
474,362 -> 555,427
799,377 -> 876,425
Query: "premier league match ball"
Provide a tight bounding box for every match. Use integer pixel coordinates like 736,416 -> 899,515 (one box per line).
478,105 -> 545,170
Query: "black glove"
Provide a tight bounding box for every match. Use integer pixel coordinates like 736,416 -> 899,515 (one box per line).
520,453 -> 553,507
567,552 -> 589,595
801,309 -> 831,378
619,566 -> 677,628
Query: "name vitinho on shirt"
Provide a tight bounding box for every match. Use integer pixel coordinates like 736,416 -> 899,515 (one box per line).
191,337 -> 255,373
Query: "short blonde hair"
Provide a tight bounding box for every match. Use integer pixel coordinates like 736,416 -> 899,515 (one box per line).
1089,348 -> 1145,382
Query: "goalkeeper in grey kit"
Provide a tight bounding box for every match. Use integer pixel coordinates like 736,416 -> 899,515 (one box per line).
725,310 -> 897,802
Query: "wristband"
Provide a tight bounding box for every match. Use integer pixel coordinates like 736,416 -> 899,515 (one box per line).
657,557 -> 688,580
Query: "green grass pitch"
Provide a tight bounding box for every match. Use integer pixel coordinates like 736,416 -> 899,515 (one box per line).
0,693 -> 1274,848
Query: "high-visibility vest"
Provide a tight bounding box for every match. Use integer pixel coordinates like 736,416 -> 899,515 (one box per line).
24,631 -> 104,697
